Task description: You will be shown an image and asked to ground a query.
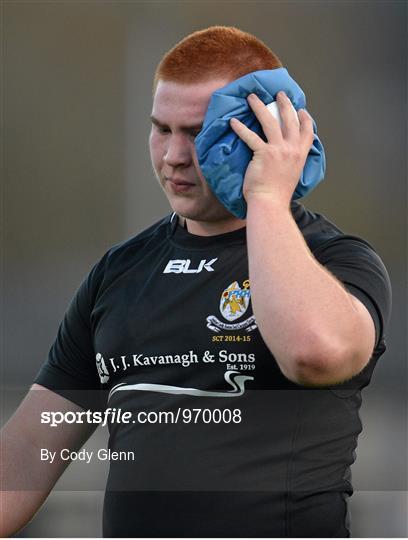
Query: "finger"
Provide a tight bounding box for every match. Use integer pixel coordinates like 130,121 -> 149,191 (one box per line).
246,93 -> 282,144
276,91 -> 300,140
230,117 -> 264,151
298,109 -> 315,153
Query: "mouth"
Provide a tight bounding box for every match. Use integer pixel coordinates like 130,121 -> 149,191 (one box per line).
165,177 -> 196,193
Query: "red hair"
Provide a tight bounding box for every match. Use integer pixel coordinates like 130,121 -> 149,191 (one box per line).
153,26 -> 282,93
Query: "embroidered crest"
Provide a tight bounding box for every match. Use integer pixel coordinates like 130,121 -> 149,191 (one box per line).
206,279 -> 257,333
220,280 -> 250,321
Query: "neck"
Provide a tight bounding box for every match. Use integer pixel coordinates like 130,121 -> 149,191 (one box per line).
183,216 -> 246,236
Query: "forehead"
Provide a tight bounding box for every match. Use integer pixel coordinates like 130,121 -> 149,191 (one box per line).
152,79 -> 230,125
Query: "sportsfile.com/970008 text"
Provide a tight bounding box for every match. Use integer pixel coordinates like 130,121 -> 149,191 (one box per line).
40,408 -> 242,427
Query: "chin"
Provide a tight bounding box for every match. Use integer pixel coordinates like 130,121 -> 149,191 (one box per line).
174,203 -> 233,223
165,189 -> 234,222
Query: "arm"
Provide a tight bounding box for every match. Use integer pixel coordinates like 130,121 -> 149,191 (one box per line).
0,384 -> 96,537
230,92 -> 376,386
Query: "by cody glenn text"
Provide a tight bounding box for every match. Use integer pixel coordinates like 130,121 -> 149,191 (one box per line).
40,448 -> 135,464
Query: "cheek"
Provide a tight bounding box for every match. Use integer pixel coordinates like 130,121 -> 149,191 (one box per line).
192,149 -> 205,179
149,132 -> 163,169
192,153 -> 212,196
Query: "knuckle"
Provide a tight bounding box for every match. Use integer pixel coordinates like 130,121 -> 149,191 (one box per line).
306,132 -> 314,146
292,149 -> 302,161
264,146 -> 277,158
280,145 -> 291,160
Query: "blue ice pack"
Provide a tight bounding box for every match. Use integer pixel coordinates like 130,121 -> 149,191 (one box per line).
195,69 -> 326,218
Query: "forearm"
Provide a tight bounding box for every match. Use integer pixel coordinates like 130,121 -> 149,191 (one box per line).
0,433 -> 57,536
0,386 -> 97,536
246,196 -> 362,384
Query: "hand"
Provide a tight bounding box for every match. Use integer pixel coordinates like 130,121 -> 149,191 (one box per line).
230,91 -> 314,209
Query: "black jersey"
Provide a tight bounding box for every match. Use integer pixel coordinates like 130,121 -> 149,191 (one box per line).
35,202 -> 391,537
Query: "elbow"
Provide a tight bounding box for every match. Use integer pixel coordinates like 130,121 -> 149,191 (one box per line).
277,335 -> 369,387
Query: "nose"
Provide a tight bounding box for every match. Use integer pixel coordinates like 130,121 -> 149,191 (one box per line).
163,134 -> 192,168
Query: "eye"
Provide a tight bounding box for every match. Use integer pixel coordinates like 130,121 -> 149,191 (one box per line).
157,126 -> 170,134
188,129 -> 201,139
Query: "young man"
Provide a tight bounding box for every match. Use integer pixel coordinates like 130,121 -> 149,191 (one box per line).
1,26 -> 391,537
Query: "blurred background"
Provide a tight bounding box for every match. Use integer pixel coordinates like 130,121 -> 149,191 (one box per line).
2,0 -> 407,537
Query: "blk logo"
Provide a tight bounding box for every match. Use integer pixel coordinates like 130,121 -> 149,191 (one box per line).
163,258 -> 218,274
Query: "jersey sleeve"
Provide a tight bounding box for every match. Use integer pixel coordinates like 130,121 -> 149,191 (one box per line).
33,253 -> 109,411
312,235 -> 392,348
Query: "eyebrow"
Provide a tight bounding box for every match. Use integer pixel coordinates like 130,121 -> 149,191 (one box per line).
150,115 -> 203,132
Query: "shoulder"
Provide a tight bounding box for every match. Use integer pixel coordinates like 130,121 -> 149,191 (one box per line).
291,200 -> 344,250
107,214 -> 173,260
292,201 -> 384,258
83,214 -> 173,302
293,201 -> 392,339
